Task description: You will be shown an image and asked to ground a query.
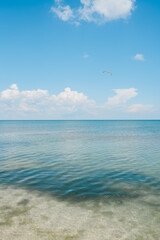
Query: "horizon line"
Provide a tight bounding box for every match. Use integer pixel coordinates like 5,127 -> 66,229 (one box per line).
0,119 -> 160,121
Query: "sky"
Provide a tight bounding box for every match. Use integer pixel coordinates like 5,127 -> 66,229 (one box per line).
0,0 -> 160,119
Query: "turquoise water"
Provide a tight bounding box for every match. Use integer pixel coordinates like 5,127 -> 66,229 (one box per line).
0,120 -> 160,239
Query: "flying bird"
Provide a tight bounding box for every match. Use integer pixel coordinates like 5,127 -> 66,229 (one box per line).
103,71 -> 112,76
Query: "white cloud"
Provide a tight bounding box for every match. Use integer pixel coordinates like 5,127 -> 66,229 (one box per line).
83,54 -> 89,58
1,84 -> 19,100
51,0 -> 136,24
52,87 -> 94,105
79,0 -> 135,22
21,89 -> 49,100
55,0 -> 63,3
128,104 -> 154,112
0,84 -> 155,119
51,5 -> 73,21
0,84 -> 95,115
107,88 -> 138,105
133,54 -> 144,61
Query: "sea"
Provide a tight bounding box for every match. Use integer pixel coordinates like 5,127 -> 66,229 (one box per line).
0,120 -> 160,240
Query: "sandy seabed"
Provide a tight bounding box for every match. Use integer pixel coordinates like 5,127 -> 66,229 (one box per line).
0,186 -> 160,240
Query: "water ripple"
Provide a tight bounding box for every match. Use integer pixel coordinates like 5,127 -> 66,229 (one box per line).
0,120 -> 160,202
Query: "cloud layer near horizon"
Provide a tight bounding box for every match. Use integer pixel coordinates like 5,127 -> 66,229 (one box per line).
0,84 -> 154,119
51,0 -> 136,24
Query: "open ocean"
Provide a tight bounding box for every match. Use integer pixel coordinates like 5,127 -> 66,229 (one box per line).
0,120 -> 160,240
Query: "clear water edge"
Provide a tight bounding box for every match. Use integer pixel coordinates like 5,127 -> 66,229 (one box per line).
0,120 -> 160,239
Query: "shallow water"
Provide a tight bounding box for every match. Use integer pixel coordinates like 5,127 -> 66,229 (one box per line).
0,120 -> 160,239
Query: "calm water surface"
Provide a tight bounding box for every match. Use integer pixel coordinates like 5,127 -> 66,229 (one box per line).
0,120 -> 160,239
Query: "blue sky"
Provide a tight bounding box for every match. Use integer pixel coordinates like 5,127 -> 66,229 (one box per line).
0,0 -> 160,119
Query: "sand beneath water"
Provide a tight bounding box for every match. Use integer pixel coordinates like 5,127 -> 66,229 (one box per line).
0,186 -> 160,240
